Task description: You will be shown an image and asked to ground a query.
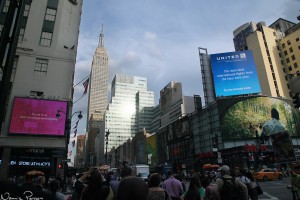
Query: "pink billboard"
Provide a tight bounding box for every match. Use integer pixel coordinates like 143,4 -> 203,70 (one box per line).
9,97 -> 68,136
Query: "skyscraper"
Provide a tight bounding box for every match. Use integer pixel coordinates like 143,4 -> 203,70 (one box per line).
96,74 -> 155,164
86,25 -> 109,165
233,20 -> 293,99
87,25 -> 109,126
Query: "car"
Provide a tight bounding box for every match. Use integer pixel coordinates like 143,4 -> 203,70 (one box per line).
138,172 -> 149,182
253,168 -> 283,181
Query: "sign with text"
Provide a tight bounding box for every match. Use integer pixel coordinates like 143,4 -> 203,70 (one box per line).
210,50 -> 261,97
9,97 -> 68,136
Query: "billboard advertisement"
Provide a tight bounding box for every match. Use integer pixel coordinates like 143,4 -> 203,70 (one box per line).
210,50 -> 261,97
220,97 -> 300,141
9,97 -> 68,136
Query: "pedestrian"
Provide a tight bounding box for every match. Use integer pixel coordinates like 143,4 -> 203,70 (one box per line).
214,165 -> 248,200
175,174 -> 187,192
245,170 -> 258,200
180,174 -> 205,200
116,176 -> 148,200
80,168 -> 111,200
109,164 -> 133,199
148,173 -> 171,200
47,179 -> 64,200
163,170 -> 183,200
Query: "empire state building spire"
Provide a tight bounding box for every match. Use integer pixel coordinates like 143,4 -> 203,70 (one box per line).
99,24 -> 104,47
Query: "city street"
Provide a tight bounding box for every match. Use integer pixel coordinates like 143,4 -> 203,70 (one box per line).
258,177 -> 293,200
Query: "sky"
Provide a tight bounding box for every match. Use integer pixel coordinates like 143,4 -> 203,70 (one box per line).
71,0 -> 300,137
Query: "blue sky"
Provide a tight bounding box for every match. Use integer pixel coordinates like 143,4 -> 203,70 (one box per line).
71,0 -> 300,136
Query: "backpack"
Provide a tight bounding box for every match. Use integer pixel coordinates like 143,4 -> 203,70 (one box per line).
220,177 -> 243,200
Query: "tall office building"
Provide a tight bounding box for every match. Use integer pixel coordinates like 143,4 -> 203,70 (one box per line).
85,26 -> 109,165
87,25 -> 109,125
232,19 -> 295,99
96,74 -> 154,164
0,0 -> 82,178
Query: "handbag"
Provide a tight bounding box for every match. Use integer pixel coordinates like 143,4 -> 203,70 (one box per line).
255,182 -> 263,195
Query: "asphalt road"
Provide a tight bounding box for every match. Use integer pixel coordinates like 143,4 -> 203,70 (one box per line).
258,177 -> 293,200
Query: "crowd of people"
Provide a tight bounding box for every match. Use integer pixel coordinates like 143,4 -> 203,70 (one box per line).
0,164 -> 261,200
69,164 -> 260,200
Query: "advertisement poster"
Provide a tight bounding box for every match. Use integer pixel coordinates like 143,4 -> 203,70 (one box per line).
220,97 -> 300,140
210,50 -> 261,97
270,131 -> 296,163
9,97 -> 68,136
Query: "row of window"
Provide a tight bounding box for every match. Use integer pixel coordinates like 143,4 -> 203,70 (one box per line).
282,37 -> 300,48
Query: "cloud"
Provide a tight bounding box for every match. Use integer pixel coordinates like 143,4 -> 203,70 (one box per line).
71,0 -> 300,136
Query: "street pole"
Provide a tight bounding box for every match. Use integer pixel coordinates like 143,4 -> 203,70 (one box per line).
105,129 -> 110,163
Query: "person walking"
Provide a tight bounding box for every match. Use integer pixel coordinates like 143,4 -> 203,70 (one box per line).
116,176 -> 148,200
80,168 -> 111,200
180,174 -> 205,200
47,179 -> 65,200
214,165 -> 248,200
163,170 -> 183,200
148,173 -> 171,200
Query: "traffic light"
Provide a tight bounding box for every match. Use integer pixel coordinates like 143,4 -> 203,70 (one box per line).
58,163 -> 63,169
293,93 -> 300,108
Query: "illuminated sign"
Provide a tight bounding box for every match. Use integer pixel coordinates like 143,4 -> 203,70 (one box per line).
210,50 -> 261,97
0,160 -> 51,167
9,97 -> 68,136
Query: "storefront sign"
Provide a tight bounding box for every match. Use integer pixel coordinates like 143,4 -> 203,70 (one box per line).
0,160 -> 51,167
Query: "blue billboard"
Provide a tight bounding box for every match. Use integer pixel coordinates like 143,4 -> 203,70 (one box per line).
210,50 -> 261,97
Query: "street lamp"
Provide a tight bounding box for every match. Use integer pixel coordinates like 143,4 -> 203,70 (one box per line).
105,129 -> 110,163
55,109 -> 83,191
56,110 -> 83,119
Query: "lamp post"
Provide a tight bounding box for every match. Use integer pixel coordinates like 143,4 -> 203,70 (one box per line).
56,110 -> 83,191
105,129 -> 110,163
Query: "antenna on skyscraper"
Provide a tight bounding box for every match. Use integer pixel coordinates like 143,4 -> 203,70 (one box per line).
99,24 -> 104,47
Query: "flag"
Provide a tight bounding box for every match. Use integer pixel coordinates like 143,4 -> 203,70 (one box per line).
72,140 -> 75,148
82,78 -> 89,95
73,119 -> 79,129
73,129 -> 77,138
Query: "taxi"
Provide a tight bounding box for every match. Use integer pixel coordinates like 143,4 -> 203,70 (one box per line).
253,168 -> 283,181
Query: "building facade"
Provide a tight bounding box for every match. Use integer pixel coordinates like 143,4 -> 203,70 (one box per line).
96,74 -> 155,164
0,0 -> 82,178
85,26 -> 109,166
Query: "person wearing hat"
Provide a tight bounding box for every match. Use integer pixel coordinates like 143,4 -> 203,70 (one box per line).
214,165 -> 248,200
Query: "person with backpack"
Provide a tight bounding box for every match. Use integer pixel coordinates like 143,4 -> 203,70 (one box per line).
215,165 -> 248,200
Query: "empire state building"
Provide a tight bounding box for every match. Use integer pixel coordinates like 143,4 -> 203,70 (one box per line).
87,25 -> 109,129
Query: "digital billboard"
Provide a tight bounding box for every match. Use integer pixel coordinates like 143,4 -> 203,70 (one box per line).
220,97 -> 300,141
210,50 -> 261,97
9,97 -> 68,136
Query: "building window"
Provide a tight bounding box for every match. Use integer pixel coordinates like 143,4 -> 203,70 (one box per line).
286,58 -> 290,63
23,4 -> 31,17
289,47 -> 293,53
11,57 -> 19,82
34,58 -> 48,75
18,28 -> 25,42
40,32 -> 53,46
296,38 -> 299,42
292,55 -> 296,61
2,0 -> 10,13
45,8 -> 57,21
289,66 -> 292,71
287,40 -> 291,45
295,63 -> 299,68
284,50 -> 288,56
0,25 -> 3,38
282,43 -> 286,48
